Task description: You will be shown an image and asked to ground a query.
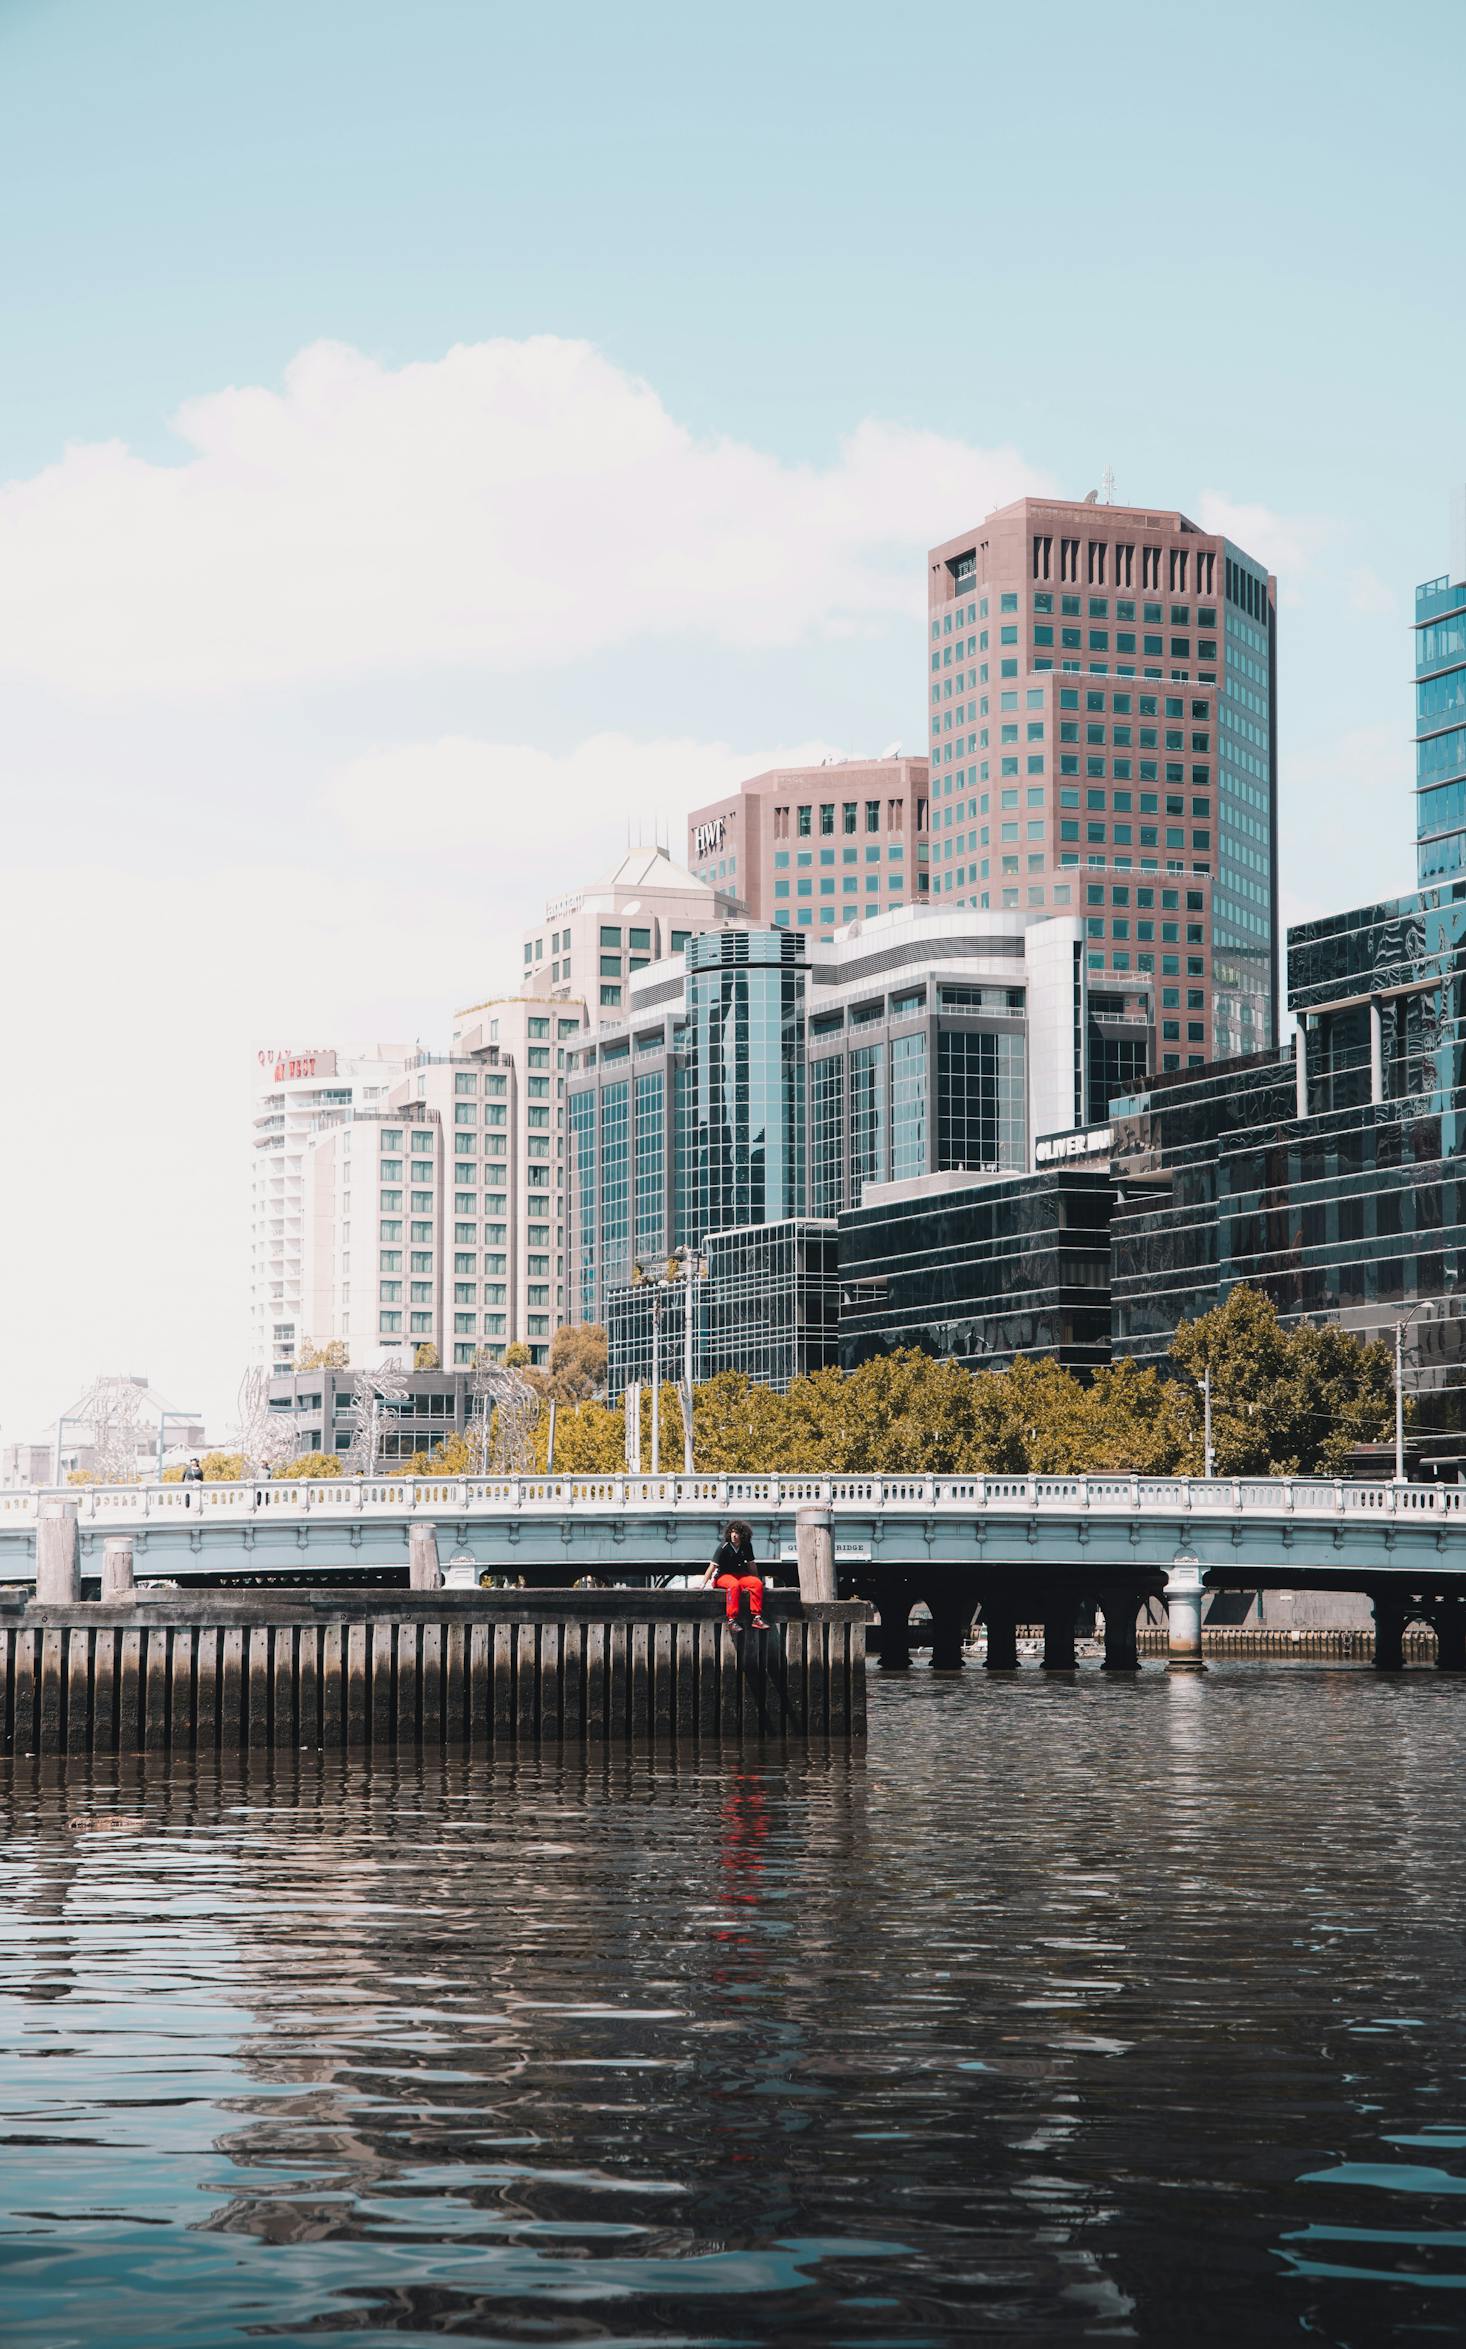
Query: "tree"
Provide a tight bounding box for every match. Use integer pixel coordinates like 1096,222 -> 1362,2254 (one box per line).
504,1341 -> 532,1370
296,1340 -> 349,1371
1169,1286 -> 1396,1475
533,1398 -> 626,1472
278,1451 -> 343,1479
414,1342 -> 441,1371
544,1323 -> 607,1402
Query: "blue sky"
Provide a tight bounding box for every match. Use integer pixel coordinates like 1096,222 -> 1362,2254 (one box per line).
0,0 -> 1461,1438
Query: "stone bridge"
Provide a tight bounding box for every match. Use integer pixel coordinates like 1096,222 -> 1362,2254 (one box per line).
5,1474 -> 1466,1670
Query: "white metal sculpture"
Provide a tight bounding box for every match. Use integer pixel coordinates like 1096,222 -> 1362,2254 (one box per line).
235,1365 -> 295,1474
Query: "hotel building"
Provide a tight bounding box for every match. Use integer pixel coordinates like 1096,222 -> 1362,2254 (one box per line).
250,1044 -> 411,1375
298,995 -> 587,1372
925,495 -> 1277,1071
685,756 -> 929,931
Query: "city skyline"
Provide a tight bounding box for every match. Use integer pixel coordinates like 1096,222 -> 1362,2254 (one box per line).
2,0 -> 1460,1445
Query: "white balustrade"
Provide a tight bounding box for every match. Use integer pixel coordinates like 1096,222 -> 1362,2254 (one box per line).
5,1471 -> 1466,1533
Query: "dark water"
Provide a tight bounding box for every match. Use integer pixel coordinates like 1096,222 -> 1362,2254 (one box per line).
4,1670 -> 1466,2346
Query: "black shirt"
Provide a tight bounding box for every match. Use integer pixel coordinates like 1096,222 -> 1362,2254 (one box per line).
712,1538 -> 756,1577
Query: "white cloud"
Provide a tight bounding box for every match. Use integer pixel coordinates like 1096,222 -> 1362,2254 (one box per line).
0,336 -> 1052,694
332,728 -> 839,856
1195,491 -> 1332,602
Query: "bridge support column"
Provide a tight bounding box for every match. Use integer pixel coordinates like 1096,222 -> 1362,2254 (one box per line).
873,1577 -> 913,1671
1041,1590 -> 1078,1672
1099,1590 -> 1141,1671
1433,1602 -> 1466,1672
409,1522 -> 442,1592
1165,1556 -> 1205,1672
35,1500 -> 81,1605
926,1591 -> 973,1672
795,1507 -> 836,1604
981,1595 -> 1019,1670
101,1538 -> 136,1604
1372,1597 -> 1406,1671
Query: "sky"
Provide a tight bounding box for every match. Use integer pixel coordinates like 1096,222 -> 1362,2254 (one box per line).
0,0 -> 1462,1447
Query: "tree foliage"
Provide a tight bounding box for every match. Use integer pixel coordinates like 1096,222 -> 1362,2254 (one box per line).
278,1451 -> 344,1479
413,1342 -> 441,1371
295,1340 -> 349,1371
542,1322 -> 608,1403
1170,1285 -> 1396,1474
249,1292 -> 1398,1486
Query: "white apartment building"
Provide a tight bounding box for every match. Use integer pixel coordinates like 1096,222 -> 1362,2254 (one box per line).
299,996 -> 587,1370
250,1044 -> 411,1373
521,844 -> 742,1020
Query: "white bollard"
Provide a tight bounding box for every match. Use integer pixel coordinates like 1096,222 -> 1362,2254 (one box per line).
795,1506 -> 836,1604
1165,1552 -> 1206,1671
409,1521 -> 442,1591
35,1499 -> 81,1604
101,1537 -> 136,1603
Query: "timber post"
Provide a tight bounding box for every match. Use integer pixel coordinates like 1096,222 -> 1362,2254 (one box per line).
409,1521 -> 442,1591
34,1499 -> 80,1605
794,1506 -> 836,1603
101,1537 -> 136,1604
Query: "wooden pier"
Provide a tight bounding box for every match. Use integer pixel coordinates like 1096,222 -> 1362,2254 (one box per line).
0,1590 -> 866,1760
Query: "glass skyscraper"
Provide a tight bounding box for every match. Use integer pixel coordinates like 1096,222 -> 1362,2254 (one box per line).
1415,513 -> 1466,884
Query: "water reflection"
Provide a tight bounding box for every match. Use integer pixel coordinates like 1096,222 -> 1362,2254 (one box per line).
3,1669 -> 1466,2342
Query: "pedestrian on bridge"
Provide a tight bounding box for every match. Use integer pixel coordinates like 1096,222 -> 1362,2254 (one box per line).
704,1521 -> 768,1630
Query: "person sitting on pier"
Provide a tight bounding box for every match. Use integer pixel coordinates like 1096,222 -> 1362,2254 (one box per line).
703,1520 -> 768,1630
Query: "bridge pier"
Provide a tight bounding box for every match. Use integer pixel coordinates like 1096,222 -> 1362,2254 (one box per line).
1433,1601 -> 1466,1672
981,1595 -> 1020,1670
873,1576 -> 913,1671
1099,1589 -> 1141,1672
1041,1590 -> 1078,1672
925,1590 -> 973,1672
1372,1597 -> 1407,1671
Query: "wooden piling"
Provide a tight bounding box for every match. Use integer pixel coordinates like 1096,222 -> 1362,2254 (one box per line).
0,1592 -> 864,1758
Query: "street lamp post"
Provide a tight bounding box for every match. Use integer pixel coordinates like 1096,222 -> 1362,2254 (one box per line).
632,1246 -> 709,1479
1393,1292 -> 1452,1482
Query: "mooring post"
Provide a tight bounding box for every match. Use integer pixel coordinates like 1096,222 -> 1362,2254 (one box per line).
1165,1553 -> 1206,1671
794,1506 -> 836,1604
409,1521 -> 442,1591
101,1537 -> 136,1604
1372,1595 -> 1406,1671
35,1499 -> 81,1604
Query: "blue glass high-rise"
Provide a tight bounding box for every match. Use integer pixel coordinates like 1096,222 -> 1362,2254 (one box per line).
1416,520 -> 1466,885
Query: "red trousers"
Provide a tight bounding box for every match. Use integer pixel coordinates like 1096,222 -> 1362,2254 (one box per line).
716,1572 -> 764,1622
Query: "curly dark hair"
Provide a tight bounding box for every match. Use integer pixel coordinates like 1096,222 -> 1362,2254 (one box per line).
722,1519 -> 754,1552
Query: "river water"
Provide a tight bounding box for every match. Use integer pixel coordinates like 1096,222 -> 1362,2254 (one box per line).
3,1665 -> 1466,2346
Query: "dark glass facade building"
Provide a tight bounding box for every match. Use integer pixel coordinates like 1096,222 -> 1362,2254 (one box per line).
1111,882 -> 1466,1427
607,1220 -> 840,1398
839,1167 -> 1145,1373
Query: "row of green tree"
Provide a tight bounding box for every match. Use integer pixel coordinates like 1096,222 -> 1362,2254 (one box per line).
273,1289 -> 1397,1482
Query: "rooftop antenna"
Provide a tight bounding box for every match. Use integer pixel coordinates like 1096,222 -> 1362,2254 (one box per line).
1101,463 -> 1116,505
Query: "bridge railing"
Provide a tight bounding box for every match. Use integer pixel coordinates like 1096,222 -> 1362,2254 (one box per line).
4,1473 -> 1466,1531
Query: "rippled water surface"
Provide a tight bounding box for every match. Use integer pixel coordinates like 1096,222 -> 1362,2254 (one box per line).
5,1666 -> 1466,2345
